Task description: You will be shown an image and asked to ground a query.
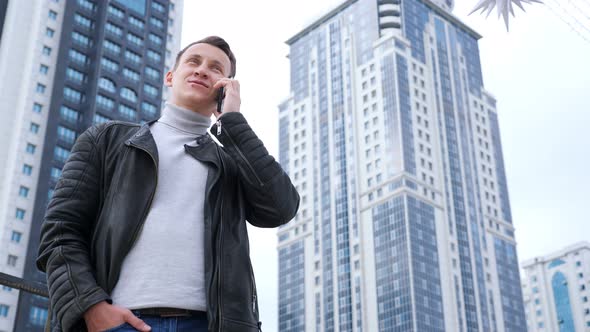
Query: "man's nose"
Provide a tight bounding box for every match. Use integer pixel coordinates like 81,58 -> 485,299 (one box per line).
194,64 -> 209,78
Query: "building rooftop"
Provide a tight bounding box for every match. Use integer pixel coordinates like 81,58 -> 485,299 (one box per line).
286,0 -> 481,46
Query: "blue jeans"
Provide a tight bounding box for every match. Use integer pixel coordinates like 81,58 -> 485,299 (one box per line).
103,310 -> 207,332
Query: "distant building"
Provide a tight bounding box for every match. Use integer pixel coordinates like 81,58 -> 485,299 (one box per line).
278,0 -> 526,331
522,242 -> 590,331
0,0 -> 183,330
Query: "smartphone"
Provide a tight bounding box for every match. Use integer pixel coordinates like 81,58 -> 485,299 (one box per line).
216,87 -> 225,113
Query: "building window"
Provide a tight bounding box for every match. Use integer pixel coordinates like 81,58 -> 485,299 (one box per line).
150,16 -> 164,29
26,143 -> 36,154
96,94 -> 115,110
141,101 -> 157,118
66,67 -> 86,83
36,83 -> 46,93
15,209 -> 25,220
105,22 -> 123,37
11,231 -> 22,243
128,16 -> 144,29
72,31 -> 92,47
144,66 -> 160,80
42,46 -> 52,55
104,40 -> 121,55
60,105 -> 80,123
69,49 -> 88,64
19,186 -> 29,198
39,64 -> 49,75
50,167 -> 62,181
120,87 -> 137,102
119,104 -> 137,120
0,304 -> 8,317
123,68 -> 140,82
48,10 -> 58,20
64,86 -> 84,103
30,122 -> 40,134
93,113 -> 111,125
151,1 -> 165,13
126,32 -> 143,46
22,164 -> 33,176
77,0 -> 96,12
101,57 -> 119,72
98,77 -> 116,93
33,103 -> 43,113
107,5 -> 125,19
29,306 -> 48,326
552,272 -> 575,331
146,50 -> 161,63
54,146 -> 70,163
74,13 -> 93,28
143,84 -> 158,97
57,126 -> 76,144
45,28 -> 55,38
124,50 -> 141,65
148,33 -> 163,46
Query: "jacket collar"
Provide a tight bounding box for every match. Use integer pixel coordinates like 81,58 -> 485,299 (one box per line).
185,133 -> 221,169
124,120 -> 159,165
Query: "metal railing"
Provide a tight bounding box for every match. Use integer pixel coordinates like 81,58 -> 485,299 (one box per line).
0,272 -> 48,297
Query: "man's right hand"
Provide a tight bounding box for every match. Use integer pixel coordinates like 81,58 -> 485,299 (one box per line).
83,301 -> 151,332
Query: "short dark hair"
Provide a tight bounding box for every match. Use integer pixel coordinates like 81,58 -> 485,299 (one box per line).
172,36 -> 236,78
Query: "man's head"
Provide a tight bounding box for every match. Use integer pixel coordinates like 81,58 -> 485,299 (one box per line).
172,36 -> 236,78
165,36 -> 236,115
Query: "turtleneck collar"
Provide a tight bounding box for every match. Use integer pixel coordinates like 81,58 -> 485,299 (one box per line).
157,103 -> 212,135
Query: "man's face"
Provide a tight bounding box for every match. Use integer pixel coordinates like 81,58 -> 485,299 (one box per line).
165,43 -> 231,113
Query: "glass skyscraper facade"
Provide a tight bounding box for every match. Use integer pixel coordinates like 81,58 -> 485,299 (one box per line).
278,0 -> 526,331
0,0 -> 183,330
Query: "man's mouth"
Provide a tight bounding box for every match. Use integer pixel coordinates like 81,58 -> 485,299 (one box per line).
188,79 -> 209,88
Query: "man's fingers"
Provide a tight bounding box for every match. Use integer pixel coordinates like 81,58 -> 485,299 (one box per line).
124,311 -> 151,331
213,78 -> 239,92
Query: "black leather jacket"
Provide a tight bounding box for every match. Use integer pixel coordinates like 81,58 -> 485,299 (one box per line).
36,112 -> 299,332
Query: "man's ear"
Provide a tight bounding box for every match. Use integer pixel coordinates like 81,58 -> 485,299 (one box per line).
164,70 -> 173,87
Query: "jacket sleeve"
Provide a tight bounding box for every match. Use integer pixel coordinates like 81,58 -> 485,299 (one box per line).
36,125 -> 110,332
212,112 -> 300,227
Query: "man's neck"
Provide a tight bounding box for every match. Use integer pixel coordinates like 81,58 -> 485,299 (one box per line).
168,99 -> 214,118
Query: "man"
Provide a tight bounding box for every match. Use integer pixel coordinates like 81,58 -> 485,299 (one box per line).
37,36 -> 299,332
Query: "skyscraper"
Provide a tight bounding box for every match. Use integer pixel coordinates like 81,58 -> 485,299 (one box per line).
521,242 -> 590,331
0,0 -> 183,330
277,0 -> 525,331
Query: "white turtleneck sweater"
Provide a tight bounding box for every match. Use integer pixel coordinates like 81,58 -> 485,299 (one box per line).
111,103 -> 212,311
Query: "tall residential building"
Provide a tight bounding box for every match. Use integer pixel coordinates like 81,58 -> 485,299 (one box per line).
277,0 -> 525,331
0,0 -> 183,330
522,242 -> 590,331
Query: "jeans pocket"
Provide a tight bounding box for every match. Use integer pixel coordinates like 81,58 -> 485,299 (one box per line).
102,322 -> 133,332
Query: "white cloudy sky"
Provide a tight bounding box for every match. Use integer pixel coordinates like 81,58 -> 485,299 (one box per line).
179,1 -> 590,330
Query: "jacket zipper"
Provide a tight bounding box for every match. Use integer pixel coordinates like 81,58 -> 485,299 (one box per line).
216,147 -> 224,332
250,263 -> 261,331
217,120 -> 265,187
217,197 -> 224,332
